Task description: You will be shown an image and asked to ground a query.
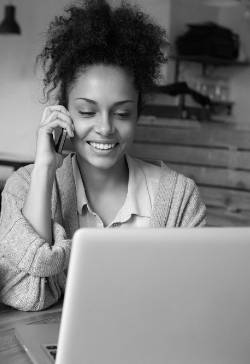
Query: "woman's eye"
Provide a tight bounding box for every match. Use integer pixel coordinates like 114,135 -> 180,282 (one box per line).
79,111 -> 95,117
115,112 -> 130,119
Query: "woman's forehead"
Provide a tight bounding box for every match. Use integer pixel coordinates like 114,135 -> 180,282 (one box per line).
69,64 -> 138,103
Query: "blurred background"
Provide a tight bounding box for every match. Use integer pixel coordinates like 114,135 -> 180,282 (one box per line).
0,0 -> 250,225
1,0 -> 250,155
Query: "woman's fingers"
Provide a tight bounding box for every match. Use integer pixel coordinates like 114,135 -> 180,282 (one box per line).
41,112 -> 74,137
40,106 -> 74,137
41,105 -> 72,127
35,105 -> 74,169
40,119 -> 71,135
41,105 -> 70,123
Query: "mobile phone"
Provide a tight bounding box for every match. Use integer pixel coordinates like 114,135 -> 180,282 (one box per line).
55,128 -> 67,154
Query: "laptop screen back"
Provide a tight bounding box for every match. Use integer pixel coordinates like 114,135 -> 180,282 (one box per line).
56,228 -> 250,364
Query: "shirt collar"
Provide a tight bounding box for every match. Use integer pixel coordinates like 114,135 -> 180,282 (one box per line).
120,154 -> 152,219
71,153 -> 152,219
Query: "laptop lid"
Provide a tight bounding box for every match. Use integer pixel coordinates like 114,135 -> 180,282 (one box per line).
56,228 -> 250,364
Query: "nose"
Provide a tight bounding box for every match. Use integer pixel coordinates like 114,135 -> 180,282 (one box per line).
95,112 -> 115,136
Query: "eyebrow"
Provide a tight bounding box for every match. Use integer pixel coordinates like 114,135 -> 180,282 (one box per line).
75,98 -> 135,106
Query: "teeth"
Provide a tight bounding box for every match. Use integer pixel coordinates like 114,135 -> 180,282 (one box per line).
89,142 -> 116,150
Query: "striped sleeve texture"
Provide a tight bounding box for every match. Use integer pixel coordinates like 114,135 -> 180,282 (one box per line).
0,166 -> 71,311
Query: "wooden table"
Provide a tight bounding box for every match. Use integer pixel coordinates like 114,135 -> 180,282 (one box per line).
0,302 -> 62,364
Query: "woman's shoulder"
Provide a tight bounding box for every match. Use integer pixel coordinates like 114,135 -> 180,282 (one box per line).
130,156 -> 162,180
131,157 -> 200,208
4,153 -> 74,196
142,159 -> 206,227
4,163 -> 34,195
130,156 -> 193,186
158,161 -> 196,188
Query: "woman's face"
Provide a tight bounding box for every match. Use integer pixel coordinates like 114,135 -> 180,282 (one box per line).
67,64 -> 139,171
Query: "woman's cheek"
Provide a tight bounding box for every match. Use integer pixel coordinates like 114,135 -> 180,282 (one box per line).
123,120 -> 136,140
72,119 -> 91,139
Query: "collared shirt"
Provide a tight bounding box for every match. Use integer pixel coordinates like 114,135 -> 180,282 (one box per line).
72,154 -> 162,228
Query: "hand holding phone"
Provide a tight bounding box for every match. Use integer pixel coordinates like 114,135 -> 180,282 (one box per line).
36,105 -> 74,168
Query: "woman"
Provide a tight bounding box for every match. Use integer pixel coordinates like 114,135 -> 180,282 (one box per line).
0,0 -> 206,311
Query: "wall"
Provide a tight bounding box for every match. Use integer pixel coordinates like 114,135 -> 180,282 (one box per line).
0,0 -> 170,165
0,0 -> 70,162
170,0 -> 219,45
133,0 -> 170,29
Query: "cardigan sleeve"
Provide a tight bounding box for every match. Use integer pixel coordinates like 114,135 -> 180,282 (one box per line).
177,177 -> 206,227
0,167 -> 71,311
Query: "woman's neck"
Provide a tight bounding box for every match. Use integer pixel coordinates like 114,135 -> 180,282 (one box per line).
76,155 -> 129,194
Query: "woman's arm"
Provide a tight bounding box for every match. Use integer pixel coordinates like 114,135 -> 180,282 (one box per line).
22,105 -> 74,242
0,173 -> 71,311
0,105 -> 75,311
22,164 -> 55,243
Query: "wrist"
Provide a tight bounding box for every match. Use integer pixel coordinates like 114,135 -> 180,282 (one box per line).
32,162 -> 57,184
35,152 -> 63,170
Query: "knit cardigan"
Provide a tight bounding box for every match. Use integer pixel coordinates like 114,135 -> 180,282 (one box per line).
0,154 -> 206,311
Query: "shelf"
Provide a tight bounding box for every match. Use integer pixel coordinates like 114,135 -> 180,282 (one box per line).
170,55 -> 250,67
170,54 -> 250,81
142,99 -> 234,121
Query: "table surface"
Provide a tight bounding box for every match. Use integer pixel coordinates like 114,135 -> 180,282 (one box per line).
0,302 -> 62,364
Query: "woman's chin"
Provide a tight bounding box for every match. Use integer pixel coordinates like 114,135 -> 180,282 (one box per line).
76,147 -> 126,171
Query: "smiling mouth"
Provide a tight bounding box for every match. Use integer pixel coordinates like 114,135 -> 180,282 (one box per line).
87,142 -> 118,151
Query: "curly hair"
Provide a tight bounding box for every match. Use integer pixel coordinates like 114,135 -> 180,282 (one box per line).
37,0 -> 168,110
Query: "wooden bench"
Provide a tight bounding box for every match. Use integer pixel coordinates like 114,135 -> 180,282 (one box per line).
129,118 -> 250,226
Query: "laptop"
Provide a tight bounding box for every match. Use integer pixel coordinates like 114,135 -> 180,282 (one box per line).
15,228 -> 250,364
